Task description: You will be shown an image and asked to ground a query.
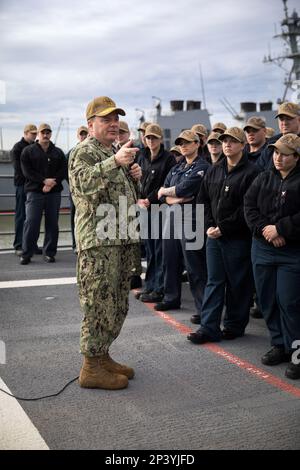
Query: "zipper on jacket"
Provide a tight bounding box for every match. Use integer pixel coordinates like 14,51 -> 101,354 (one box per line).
216,169 -> 228,212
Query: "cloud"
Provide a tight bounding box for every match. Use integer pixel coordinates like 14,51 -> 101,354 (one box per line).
0,0 -> 299,149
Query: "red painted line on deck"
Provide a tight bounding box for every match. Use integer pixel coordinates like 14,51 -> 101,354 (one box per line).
134,295 -> 300,399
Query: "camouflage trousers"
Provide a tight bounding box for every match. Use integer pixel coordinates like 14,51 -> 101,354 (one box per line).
77,244 -> 141,357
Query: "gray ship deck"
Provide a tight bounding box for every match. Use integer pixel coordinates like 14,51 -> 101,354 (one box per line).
0,250 -> 300,451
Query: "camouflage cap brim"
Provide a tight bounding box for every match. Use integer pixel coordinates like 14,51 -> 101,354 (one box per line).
275,112 -> 298,119
269,142 -> 296,155
219,132 -> 244,143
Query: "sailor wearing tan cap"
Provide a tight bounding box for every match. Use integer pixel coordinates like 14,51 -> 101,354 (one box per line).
114,121 -> 143,289
115,120 -> 130,150
135,121 -> 152,167
69,96 -> 142,390
65,126 -> 89,252
191,123 -> 211,161
245,134 -> 300,380
137,121 -> 151,148
188,127 -> 259,344
243,117 -> 267,163
137,124 -> 176,303
154,130 -> 209,316
257,102 -> 300,170
206,132 -> 224,164
266,127 -> 276,139
20,123 -> 67,265
243,116 -> 268,317
170,145 -> 183,163
10,124 -> 38,255
212,122 -> 227,134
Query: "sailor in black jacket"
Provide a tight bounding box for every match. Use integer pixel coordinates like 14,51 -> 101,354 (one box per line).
256,102 -> 300,171
243,116 -> 268,164
20,123 -> 67,264
154,130 -> 209,316
206,131 -> 224,165
137,124 -> 176,302
188,127 -> 259,345
244,133 -> 300,380
10,124 -> 37,253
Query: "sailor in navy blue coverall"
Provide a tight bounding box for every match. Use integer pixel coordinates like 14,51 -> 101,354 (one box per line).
154,130 -> 209,318
188,127 -> 259,344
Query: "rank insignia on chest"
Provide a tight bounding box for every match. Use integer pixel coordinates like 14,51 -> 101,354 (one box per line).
225,186 -> 229,192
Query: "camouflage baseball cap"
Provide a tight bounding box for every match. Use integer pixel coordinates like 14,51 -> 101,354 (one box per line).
266,127 -> 276,139
38,123 -> 52,132
243,116 -> 266,131
207,131 -> 222,144
86,96 -> 125,120
275,102 -> 300,119
144,124 -> 163,139
219,127 -> 246,144
77,125 -> 88,134
170,145 -> 182,154
119,121 -> 130,133
175,130 -> 200,145
212,122 -> 227,133
138,121 -> 151,132
268,133 -> 300,156
191,124 -> 207,137
24,124 -> 37,133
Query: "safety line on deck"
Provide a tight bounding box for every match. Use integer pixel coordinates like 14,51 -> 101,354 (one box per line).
140,300 -> 300,400
0,277 -> 77,289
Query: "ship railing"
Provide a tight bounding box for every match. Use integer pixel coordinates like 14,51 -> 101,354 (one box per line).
0,174 -> 73,251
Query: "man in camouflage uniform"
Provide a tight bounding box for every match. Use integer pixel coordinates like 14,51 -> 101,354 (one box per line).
69,96 -> 142,390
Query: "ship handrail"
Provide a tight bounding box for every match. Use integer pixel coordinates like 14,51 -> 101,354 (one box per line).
0,193 -> 70,198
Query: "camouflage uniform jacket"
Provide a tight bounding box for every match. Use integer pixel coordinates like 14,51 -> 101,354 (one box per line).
68,137 -> 140,251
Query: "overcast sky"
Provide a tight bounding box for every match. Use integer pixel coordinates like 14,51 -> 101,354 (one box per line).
0,0 -> 299,150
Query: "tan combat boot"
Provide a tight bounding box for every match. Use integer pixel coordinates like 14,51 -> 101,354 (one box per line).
79,356 -> 128,390
99,354 -> 135,380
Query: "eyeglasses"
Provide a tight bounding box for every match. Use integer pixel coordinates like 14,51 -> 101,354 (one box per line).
41,130 -> 51,135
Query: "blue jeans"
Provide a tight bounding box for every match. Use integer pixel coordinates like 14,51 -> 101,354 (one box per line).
252,238 -> 300,353
199,237 -> 253,340
22,191 -> 61,258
